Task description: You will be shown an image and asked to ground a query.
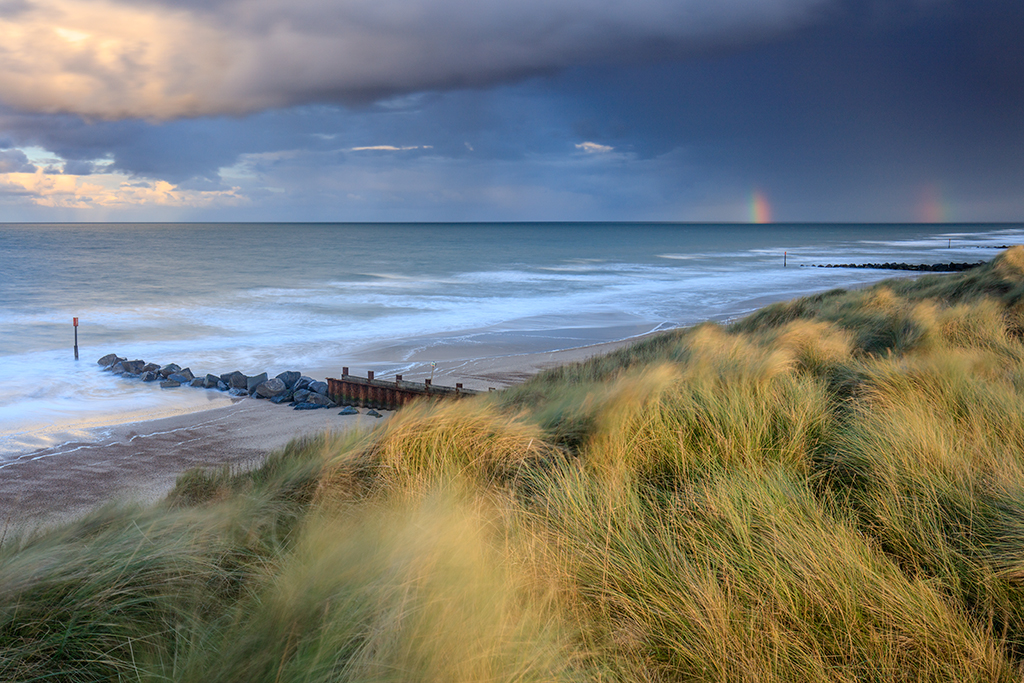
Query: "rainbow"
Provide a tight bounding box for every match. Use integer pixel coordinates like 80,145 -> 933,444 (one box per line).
917,185 -> 950,223
750,189 -> 772,224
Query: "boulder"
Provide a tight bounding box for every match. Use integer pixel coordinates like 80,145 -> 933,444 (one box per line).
222,371 -> 247,389
167,373 -> 190,384
293,402 -> 324,410
141,371 -> 159,382
304,393 -> 334,407
217,380 -> 229,391
109,361 -> 126,374
227,387 -> 248,397
366,409 -> 383,418
205,374 -> 221,388
190,377 -> 206,387
276,371 -> 302,389
270,394 -> 292,404
295,376 -> 313,391
160,363 -> 181,378
255,378 -> 287,398
178,367 -> 195,381
121,360 -> 146,375
291,389 -> 311,404
97,353 -> 122,367
308,380 -> 328,396
160,380 -> 181,389
338,406 -> 359,415
247,372 -> 268,394
142,363 -> 160,373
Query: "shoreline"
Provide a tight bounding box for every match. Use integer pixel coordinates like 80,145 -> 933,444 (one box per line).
0,275 -> 915,532
0,333 -> 658,532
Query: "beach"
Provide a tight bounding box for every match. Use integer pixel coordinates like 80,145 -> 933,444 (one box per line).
0,336 -> 643,532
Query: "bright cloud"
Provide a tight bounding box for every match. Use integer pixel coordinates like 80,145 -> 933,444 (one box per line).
0,0 -> 834,119
350,145 -> 434,152
575,141 -> 614,153
0,168 -> 243,209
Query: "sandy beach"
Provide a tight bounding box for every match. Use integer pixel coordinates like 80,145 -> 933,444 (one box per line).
0,336 -> 645,533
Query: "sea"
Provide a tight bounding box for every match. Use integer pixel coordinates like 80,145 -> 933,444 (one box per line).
2,222 -> 1022,458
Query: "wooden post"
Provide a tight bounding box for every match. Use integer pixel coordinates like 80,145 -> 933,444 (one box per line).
367,370 -> 374,382
784,251 -> 787,267
73,317 -> 79,360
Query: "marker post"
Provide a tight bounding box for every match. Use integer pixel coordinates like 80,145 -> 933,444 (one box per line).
73,317 -> 79,360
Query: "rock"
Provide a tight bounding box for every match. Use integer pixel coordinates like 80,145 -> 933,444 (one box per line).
222,371 -> 247,389
205,374 -> 221,388
160,380 -> 181,388
270,394 -> 292,404
141,371 -> 159,382
291,389 -> 311,404
190,377 -> 206,387
227,387 -> 248,397
167,373 -> 190,384
295,376 -> 313,391
122,360 -> 145,375
97,353 -> 122,367
304,393 -> 334,407
109,361 -> 126,374
160,363 -> 181,378
217,380 -> 228,391
255,378 -> 287,398
366,409 -> 383,418
293,402 -> 324,410
276,371 -> 302,389
178,367 -> 195,381
142,362 -> 160,373
338,406 -> 359,415
308,380 -> 328,396
247,372 -> 268,394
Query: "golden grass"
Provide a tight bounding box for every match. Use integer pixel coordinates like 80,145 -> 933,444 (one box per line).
8,247 -> 1024,680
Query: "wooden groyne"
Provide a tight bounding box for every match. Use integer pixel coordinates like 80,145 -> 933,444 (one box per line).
327,368 -> 482,410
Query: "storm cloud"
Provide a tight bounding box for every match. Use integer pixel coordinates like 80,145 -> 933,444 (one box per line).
0,0 -> 837,119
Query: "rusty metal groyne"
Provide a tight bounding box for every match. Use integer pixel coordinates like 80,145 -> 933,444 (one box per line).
327,367 -> 482,410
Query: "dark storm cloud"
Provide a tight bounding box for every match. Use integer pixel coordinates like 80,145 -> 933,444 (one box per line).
534,0 -> 1024,219
0,0 -> 835,119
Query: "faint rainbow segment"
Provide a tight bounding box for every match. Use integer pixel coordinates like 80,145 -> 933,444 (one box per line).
750,189 -> 772,223
917,185 -> 949,223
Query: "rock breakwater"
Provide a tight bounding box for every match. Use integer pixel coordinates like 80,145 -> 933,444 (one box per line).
802,261 -> 985,272
96,353 -> 378,416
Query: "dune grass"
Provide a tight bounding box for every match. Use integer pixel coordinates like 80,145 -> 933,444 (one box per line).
7,248 -> 1024,680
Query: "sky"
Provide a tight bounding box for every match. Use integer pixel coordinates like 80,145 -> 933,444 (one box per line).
0,0 -> 1021,223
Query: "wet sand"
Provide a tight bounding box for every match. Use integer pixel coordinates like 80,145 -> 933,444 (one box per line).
0,335 -> 646,533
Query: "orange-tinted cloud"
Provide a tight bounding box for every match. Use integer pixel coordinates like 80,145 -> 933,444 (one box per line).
0,0 -> 832,119
0,168 -> 243,208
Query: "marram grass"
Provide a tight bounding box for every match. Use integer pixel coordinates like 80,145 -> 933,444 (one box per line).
7,248 -> 1024,681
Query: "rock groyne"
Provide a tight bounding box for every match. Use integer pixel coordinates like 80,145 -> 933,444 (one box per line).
96,353 -> 375,415
802,261 -> 985,272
